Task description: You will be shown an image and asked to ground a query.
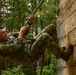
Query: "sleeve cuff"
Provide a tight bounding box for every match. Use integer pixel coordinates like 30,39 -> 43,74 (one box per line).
16,38 -> 23,44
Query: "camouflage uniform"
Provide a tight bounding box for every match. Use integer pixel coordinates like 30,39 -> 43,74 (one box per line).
0,24 -> 65,63
28,24 -> 64,62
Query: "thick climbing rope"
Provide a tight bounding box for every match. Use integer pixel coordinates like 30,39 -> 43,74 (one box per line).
40,48 -> 45,75
24,0 -> 45,74
25,0 -> 44,26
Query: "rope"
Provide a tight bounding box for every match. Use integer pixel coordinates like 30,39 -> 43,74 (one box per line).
40,52 -> 45,75
25,0 -> 44,26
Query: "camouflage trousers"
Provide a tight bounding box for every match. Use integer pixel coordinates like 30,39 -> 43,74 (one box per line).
7,24 -> 64,63
28,24 -> 64,62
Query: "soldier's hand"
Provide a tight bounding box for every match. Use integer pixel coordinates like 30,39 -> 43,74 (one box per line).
28,14 -> 34,24
18,25 -> 30,38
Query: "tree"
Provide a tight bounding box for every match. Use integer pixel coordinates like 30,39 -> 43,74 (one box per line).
0,0 -> 57,75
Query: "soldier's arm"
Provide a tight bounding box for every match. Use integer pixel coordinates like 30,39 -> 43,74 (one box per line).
0,38 -> 23,55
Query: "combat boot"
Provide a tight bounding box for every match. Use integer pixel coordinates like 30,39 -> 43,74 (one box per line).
60,44 -> 74,62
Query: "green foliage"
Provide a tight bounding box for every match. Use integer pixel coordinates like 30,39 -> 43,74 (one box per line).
36,49 -> 57,75
1,65 -> 25,75
1,0 -> 57,31
42,0 -> 57,25
0,0 -> 58,75
36,64 -> 56,75
36,50 -> 56,75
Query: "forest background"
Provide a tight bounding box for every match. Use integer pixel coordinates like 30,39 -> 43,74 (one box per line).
0,0 -> 57,75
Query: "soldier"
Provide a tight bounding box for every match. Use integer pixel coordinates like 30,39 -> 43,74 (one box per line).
0,14 -> 73,64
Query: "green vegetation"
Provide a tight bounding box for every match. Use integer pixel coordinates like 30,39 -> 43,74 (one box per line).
1,65 -> 25,75
0,0 -> 58,75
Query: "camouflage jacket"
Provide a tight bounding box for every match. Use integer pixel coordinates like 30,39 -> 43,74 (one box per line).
0,25 -> 58,63
0,34 -> 34,63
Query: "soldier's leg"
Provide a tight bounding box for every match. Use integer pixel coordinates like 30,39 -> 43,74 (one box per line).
29,33 -> 64,62
35,24 -> 74,62
35,24 -> 55,38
